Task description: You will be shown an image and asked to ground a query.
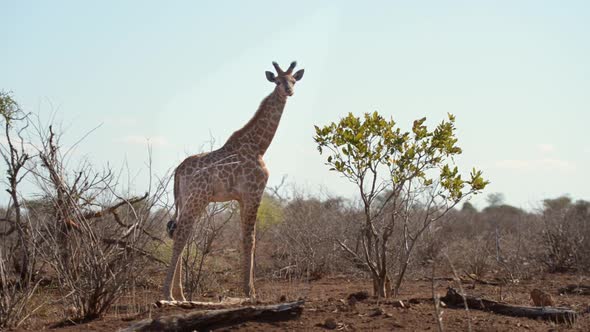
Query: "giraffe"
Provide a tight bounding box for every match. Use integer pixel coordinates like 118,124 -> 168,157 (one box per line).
162,61 -> 304,301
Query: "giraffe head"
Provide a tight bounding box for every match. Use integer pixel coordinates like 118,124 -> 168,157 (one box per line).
265,61 -> 304,97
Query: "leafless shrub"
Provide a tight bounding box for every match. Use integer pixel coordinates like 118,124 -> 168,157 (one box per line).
444,253 -> 472,332
261,191 -> 361,280
0,247 -> 44,329
24,122 -> 168,321
415,229 -> 444,267
433,203 -> 543,283
493,233 -> 537,282
0,92 -> 41,328
464,237 -> 492,281
539,197 -> 589,272
182,202 -> 235,300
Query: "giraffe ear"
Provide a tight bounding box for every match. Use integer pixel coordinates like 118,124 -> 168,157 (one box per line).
293,69 -> 304,81
265,71 -> 276,83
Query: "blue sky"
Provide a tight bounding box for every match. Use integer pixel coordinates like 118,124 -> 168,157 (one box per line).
2,1 -> 589,210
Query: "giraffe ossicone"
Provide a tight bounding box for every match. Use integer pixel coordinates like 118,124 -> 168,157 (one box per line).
162,61 -> 304,301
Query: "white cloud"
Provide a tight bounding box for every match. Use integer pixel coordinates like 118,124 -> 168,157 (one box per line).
118,135 -> 169,147
536,144 -> 555,153
495,158 -> 574,171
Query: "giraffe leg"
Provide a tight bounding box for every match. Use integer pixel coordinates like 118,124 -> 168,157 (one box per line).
162,223 -> 189,301
239,196 -> 261,300
162,201 -> 204,301
171,251 -> 185,301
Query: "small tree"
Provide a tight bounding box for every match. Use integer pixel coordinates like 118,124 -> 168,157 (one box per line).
314,112 -> 488,297
0,92 -> 33,284
0,92 -> 40,329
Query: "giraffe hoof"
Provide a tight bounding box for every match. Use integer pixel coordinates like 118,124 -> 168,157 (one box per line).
249,291 -> 257,303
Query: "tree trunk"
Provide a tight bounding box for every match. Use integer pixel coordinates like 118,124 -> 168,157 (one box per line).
393,244 -> 414,297
15,227 -> 30,286
371,270 -> 392,298
372,275 -> 385,298
10,180 -> 30,286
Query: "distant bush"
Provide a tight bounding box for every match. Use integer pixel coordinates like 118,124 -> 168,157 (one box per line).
540,197 -> 590,272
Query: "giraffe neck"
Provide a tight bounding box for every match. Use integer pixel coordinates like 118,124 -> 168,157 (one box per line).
224,88 -> 287,155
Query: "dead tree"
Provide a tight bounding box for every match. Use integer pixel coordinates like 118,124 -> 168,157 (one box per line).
0,93 -> 33,285
28,121 -> 168,320
0,92 -> 42,329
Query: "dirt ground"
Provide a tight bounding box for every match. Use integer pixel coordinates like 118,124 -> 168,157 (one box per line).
12,273 -> 590,331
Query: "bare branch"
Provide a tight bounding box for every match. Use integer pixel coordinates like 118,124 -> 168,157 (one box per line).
81,193 -> 148,220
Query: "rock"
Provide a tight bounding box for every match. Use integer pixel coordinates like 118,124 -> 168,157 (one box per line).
347,291 -> 370,302
323,318 -> 338,330
368,307 -> 384,317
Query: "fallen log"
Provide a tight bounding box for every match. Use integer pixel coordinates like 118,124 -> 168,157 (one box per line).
441,287 -> 577,324
155,297 -> 249,309
120,300 -> 305,332
559,284 -> 590,296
